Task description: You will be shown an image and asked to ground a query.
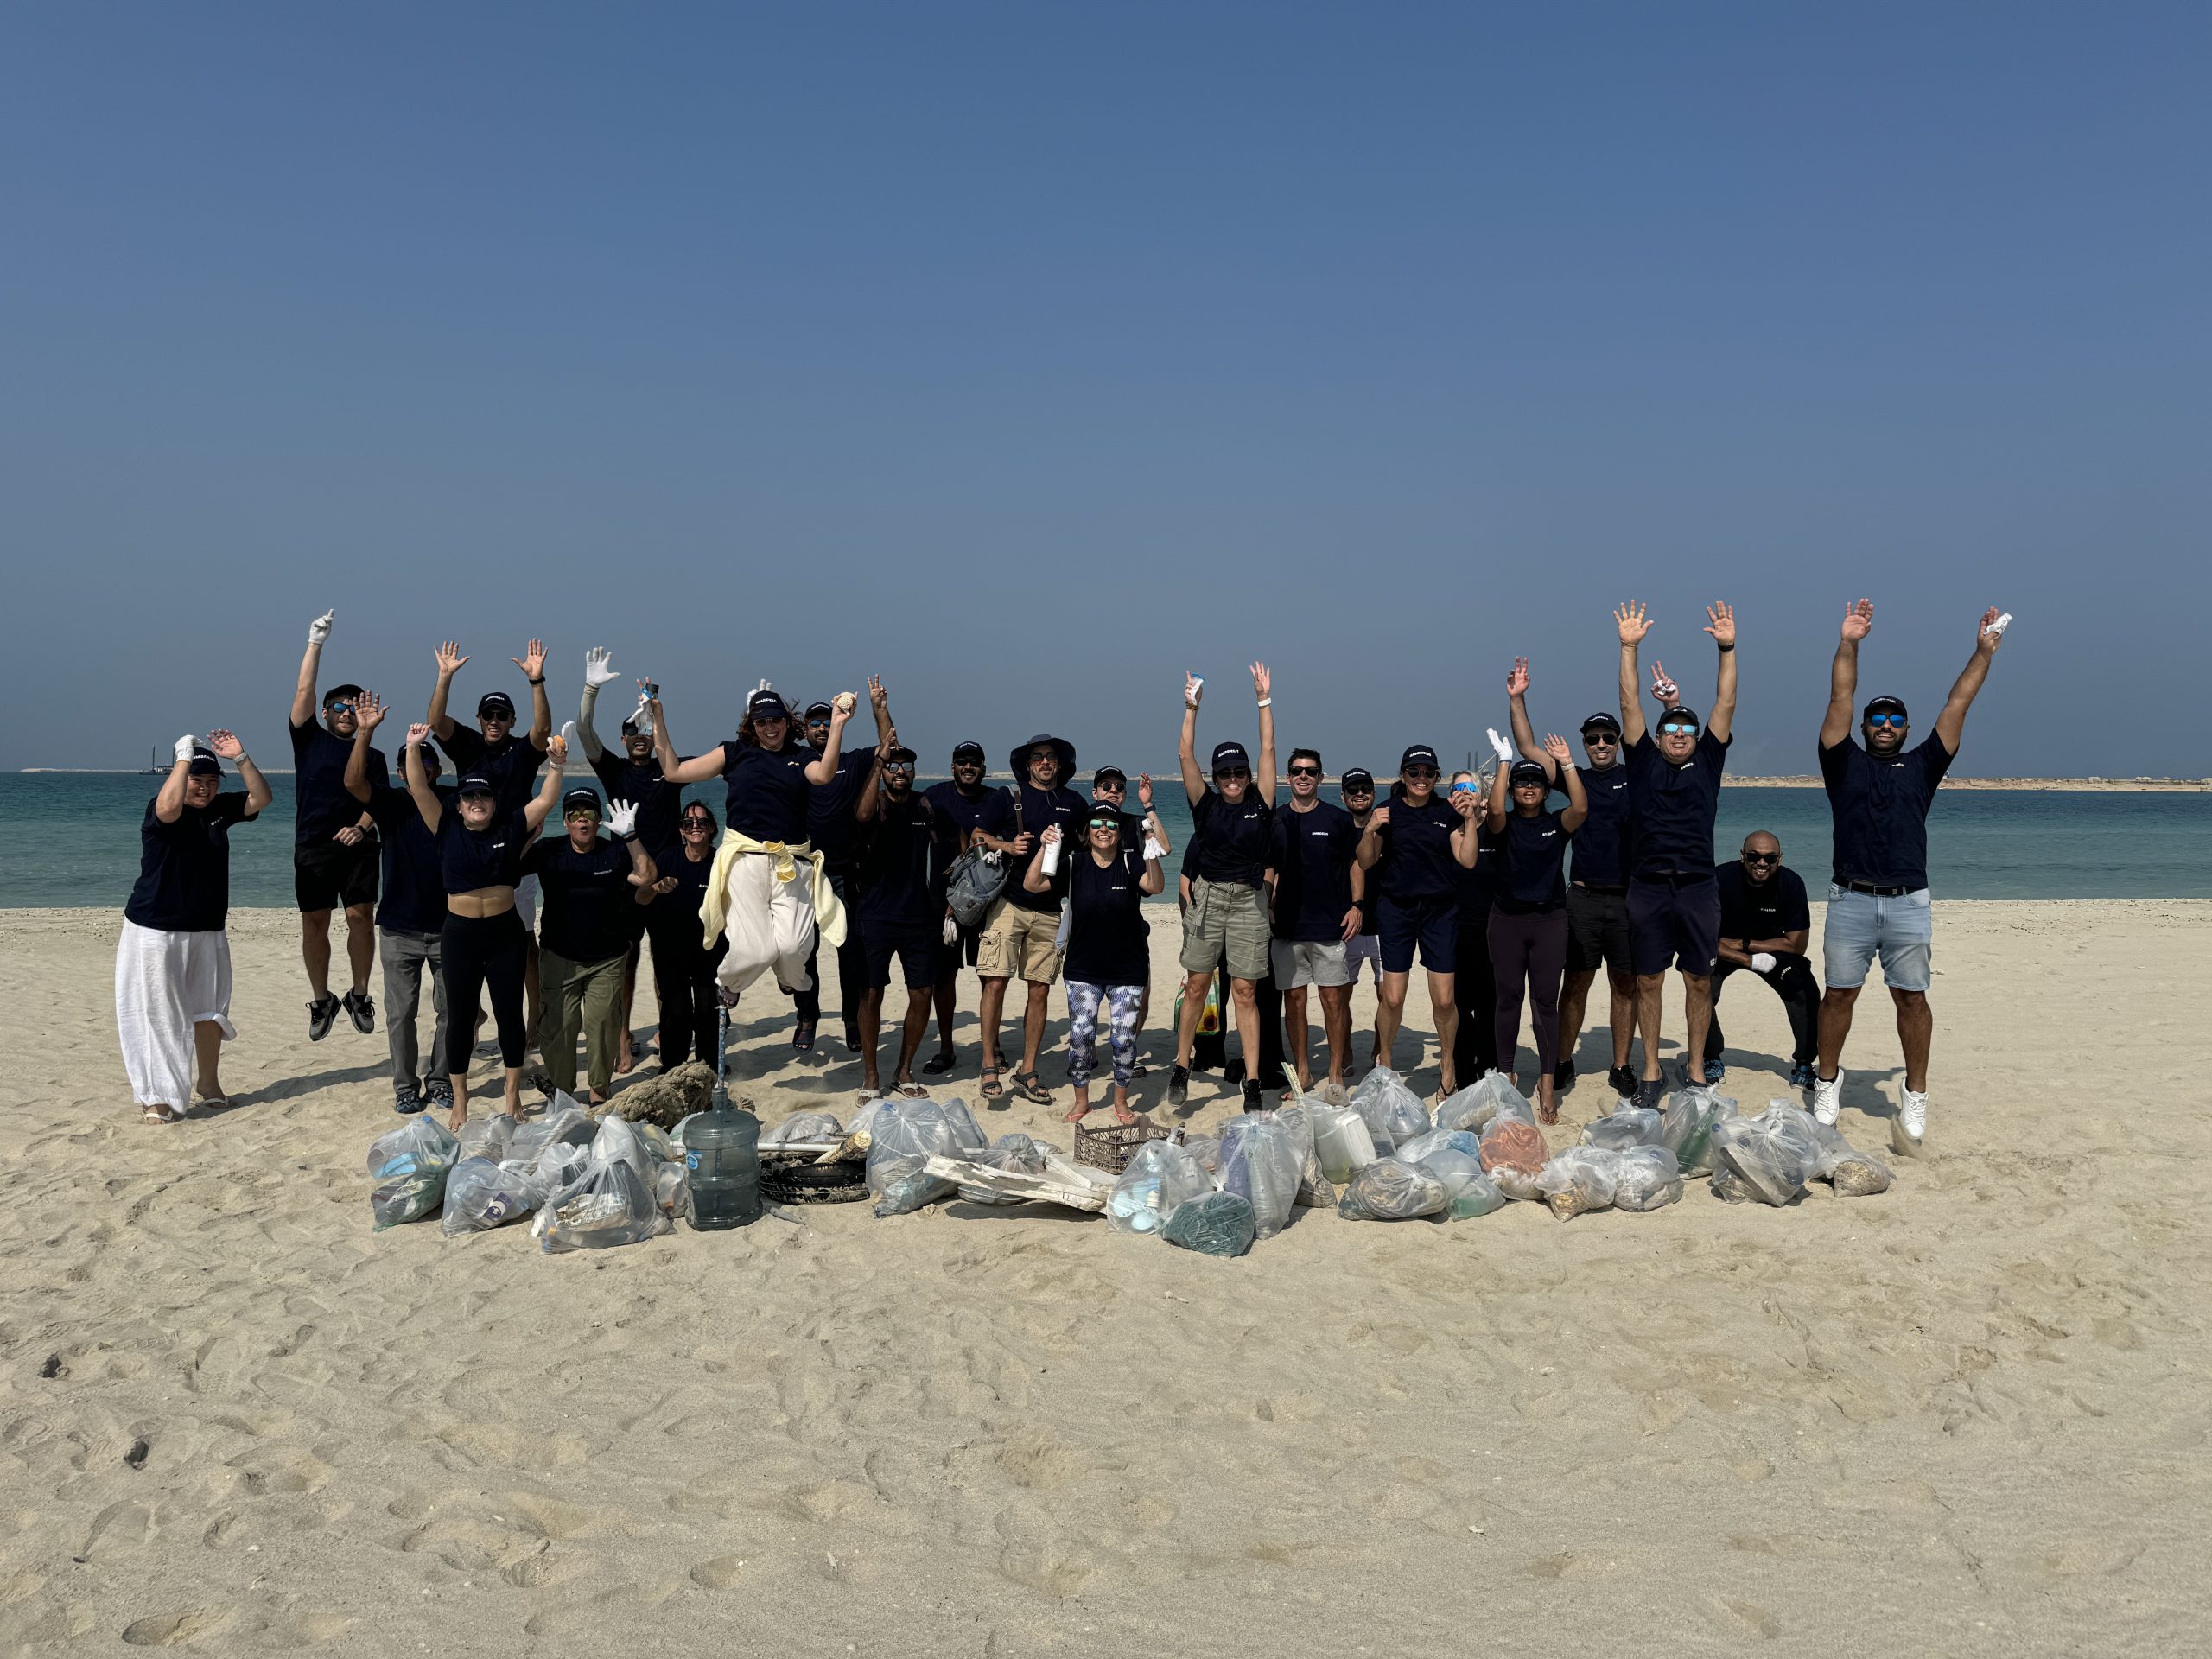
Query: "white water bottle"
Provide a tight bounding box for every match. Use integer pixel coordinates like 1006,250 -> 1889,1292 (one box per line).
1039,832 -> 1062,877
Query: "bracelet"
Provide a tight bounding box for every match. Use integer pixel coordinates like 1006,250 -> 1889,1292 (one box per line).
1255,697 -> 1272,708
527,675 -> 546,684
1716,643 -> 1734,653
1184,701 -> 1198,711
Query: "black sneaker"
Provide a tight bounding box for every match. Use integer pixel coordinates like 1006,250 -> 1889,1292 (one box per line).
1224,1058 -> 1247,1084
1167,1065 -> 1190,1107
307,995 -> 340,1042
344,988 -> 376,1035
1788,1060 -> 1816,1090
1553,1059 -> 1576,1091
423,1077 -> 454,1109
1702,1057 -> 1726,1086
1241,1079 -> 1264,1113
1606,1065 -> 1637,1098
393,1084 -> 425,1116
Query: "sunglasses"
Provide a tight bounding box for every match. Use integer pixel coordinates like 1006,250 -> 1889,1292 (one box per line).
1287,765 -> 1322,777
1866,714 -> 1907,728
682,817 -> 715,830
459,791 -> 495,804
1095,781 -> 1124,792
1581,731 -> 1618,744
1215,766 -> 1251,780
1404,767 -> 1440,780
1342,785 -> 1374,795
1658,722 -> 1696,735
564,809 -> 600,820
885,761 -> 915,772
324,701 -> 355,715
1743,850 -> 1779,864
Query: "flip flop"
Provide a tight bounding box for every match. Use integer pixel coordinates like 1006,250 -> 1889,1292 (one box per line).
1062,1101 -> 1091,1123
1009,1071 -> 1052,1106
1113,1104 -> 1143,1126
921,1051 -> 957,1075
896,1082 -> 929,1099
140,1103 -> 185,1125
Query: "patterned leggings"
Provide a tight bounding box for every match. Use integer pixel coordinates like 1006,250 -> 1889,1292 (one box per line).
1065,980 -> 1143,1088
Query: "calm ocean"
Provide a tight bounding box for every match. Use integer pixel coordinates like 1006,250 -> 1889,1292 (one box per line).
4,772 -> 2205,906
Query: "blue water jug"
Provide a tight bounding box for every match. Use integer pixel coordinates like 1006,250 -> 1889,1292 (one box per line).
687,1007 -> 761,1230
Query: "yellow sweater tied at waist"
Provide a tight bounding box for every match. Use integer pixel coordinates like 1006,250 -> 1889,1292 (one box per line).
699,829 -> 846,950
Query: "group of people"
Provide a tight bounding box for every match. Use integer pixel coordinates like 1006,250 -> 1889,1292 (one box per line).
117,599 -> 2007,1155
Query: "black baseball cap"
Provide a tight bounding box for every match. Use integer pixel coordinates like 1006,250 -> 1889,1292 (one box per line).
186,747 -> 221,778
457,774 -> 495,798
1084,804 -> 1123,830
1399,744 -> 1440,772
884,745 -> 917,765
1211,741 -> 1250,774
747,689 -> 789,721
1340,767 -> 1376,792
1510,760 -> 1549,786
1580,711 -> 1622,737
1863,696 -> 1909,721
804,700 -> 835,721
619,717 -> 642,734
478,691 -> 516,720
951,741 -> 986,763
1656,707 -> 1701,730
561,787 -> 601,815
322,683 -> 364,707
1093,766 -> 1127,787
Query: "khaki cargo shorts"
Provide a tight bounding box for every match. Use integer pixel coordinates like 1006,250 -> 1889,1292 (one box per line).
976,896 -> 1064,984
1179,876 -> 1272,982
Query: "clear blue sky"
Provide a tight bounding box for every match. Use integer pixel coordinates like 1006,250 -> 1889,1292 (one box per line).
3,3 -> 2205,777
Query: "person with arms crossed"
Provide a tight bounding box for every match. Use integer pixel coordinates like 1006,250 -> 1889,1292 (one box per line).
1706,832 -> 1820,1090
289,609 -> 384,1041
116,733 -> 271,1123
1267,747 -> 1363,1091
1482,734 -> 1587,1122
1814,601 -> 2008,1153
920,741 -> 1020,1078
1030,806 -> 1166,1125
1357,742 -> 1482,1097
1614,600 -> 1738,1108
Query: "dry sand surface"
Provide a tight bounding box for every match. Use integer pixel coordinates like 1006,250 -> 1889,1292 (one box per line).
3,899 -> 2209,1656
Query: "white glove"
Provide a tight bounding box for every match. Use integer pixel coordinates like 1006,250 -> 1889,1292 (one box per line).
1486,728 -> 1514,764
629,688 -> 654,729
560,720 -> 579,752
1141,836 -> 1167,861
174,734 -> 201,763
1751,952 -> 1777,974
1988,612 -> 2013,638
307,609 -> 334,645
607,800 -> 639,839
583,646 -> 620,688
942,915 -> 958,946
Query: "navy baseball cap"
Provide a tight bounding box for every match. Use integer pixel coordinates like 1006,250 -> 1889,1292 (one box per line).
1211,741 -> 1251,774
884,745 -> 917,765
747,689 -> 790,720
951,741 -> 986,763
804,700 -> 834,721
1399,745 -> 1440,772
477,691 -> 517,720
1656,707 -> 1701,731
186,747 -> 222,778
322,683 -> 364,708
1580,711 -> 1622,737
1510,760 -> 1549,786
457,774 -> 495,798
1863,696 -> 1909,721
1340,767 -> 1376,791
561,787 -> 601,815
1084,803 -> 1122,830
1093,766 -> 1127,786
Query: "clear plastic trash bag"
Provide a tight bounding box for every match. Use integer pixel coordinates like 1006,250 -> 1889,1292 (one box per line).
1581,1106 -> 1663,1152
1217,1115 -> 1301,1240
1659,1086 -> 1738,1176
1709,1103 -> 1820,1206
454,1114 -> 514,1164
865,1097 -> 990,1217
760,1110 -> 846,1148
1434,1072 -> 1536,1135
1308,1103 -> 1378,1184
1108,1138 -> 1214,1236
533,1157 -> 671,1252
1337,1157 -> 1450,1221
1538,1147 -> 1622,1219
368,1116 -> 460,1230
958,1133 -> 1052,1205
1478,1115 -> 1549,1178
507,1101 -> 595,1170
1807,1116 -> 1893,1196
1351,1067 -> 1431,1154
1160,1191 -> 1255,1257
441,1155 -> 550,1234
1611,1145 -> 1684,1212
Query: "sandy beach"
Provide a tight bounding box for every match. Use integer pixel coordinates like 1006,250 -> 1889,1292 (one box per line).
3,899 -> 2208,1655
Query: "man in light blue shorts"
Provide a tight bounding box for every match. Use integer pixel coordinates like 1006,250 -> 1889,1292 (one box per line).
1814,600 -> 2008,1154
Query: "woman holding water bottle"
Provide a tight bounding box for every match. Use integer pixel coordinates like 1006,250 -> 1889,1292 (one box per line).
1027,804 -> 1166,1123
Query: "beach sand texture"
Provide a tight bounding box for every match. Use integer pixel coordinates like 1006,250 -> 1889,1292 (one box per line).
3,901 -> 2207,1654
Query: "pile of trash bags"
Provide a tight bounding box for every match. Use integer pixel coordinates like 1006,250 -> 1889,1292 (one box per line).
861,1096 -> 989,1217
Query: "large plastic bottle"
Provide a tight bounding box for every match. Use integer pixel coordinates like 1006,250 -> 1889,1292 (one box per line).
686,1008 -> 762,1230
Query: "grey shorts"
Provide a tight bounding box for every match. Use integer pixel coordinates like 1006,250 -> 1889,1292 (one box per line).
1271,938 -> 1352,989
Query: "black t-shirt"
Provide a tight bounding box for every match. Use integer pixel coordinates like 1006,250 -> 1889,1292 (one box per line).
124,792 -> 257,932
1188,788 -> 1273,887
437,809 -> 528,894
1715,861 -> 1811,945
590,749 -> 684,853
1114,809 -> 1147,852
1625,729 -> 1731,879
437,725 -> 545,817
1453,841 -> 1495,922
1268,800 -> 1360,943
1063,848 -> 1150,988
368,784 -> 450,934
1569,763 -> 1633,887
807,744 -> 876,862
1374,796 -> 1465,904
721,738 -> 812,842
524,835 -> 644,963
646,844 -> 721,940
1820,734 -> 1954,891
853,795 -> 940,930
1006,782 -> 1085,913
290,720 -> 386,846
1490,810 -> 1572,914
923,781 -> 1017,861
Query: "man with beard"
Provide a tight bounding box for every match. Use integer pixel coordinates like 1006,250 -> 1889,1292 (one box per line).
921,740 -> 1020,1077
851,708 -> 944,1099
976,733 -> 1084,1105
289,609 -> 385,1040
1267,747 -> 1363,1090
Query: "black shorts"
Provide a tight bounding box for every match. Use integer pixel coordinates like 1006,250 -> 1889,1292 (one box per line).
1627,876 -> 1720,977
1564,886 -> 1632,976
1376,893 -> 1459,975
864,921 -> 942,989
295,837 -> 380,913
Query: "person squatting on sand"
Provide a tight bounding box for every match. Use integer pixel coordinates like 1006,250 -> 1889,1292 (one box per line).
1815,601 -> 2007,1153
116,732 -> 271,1122
1031,804 -> 1165,1124
289,610 -> 384,1043
1706,832 -> 1820,1091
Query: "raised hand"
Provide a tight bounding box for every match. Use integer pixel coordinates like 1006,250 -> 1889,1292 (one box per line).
434,640 -> 469,677
1506,657 -> 1530,698
1137,772 -> 1154,809
1615,601 -> 1653,645
355,690 -> 387,731
307,609 -> 334,645
513,639 -> 547,680
829,693 -> 856,725
867,674 -> 889,715
1450,786 -> 1479,820
1841,598 -> 1874,643
584,646 -> 620,688
1979,606 -> 2009,652
405,721 -> 433,747
545,733 -> 569,766
1703,601 -> 1737,648
174,734 -> 201,764
607,800 -> 639,839
207,729 -> 243,760
1039,824 -> 1063,847
559,720 -> 579,752
1541,732 -> 1574,767
1184,670 -> 1204,708
1367,804 -> 1391,831
1486,728 -> 1514,764
1649,662 -> 1679,701
1250,661 -> 1272,702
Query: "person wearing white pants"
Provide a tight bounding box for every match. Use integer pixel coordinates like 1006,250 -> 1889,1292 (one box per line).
714,846 -> 820,995
116,732 -> 272,1122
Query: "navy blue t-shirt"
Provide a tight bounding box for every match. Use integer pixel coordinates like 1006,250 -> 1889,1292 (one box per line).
290,719 -> 386,846
1715,861 -> 1811,944
1005,782 -> 1085,913
1490,809 -> 1571,914
1063,847 -> 1150,988
524,835 -> 645,963
125,792 -> 257,932
1373,796 -> 1466,903
367,784 -> 450,934
923,781 -> 1017,856
437,809 -> 528,894
646,843 -> 721,941
590,748 -> 685,854
1568,763 -> 1632,887
1268,800 -> 1360,943
807,744 -> 876,863
1188,787 -> 1273,888
721,738 -> 812,842
437,725 -> 544,817
853,794 -> 940,930
1820,734 -> 1954,891
1625,729 -> 1731,879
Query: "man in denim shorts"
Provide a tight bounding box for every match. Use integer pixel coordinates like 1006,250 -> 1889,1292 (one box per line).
1815,601 -> 2008,1154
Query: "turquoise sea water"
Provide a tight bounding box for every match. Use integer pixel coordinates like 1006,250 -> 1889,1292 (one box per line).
4,772 -> 2206,906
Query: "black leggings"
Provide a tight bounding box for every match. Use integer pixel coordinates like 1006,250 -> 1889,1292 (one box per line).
1490,906 -> 1569,1077
1452,909 -> 1501,1080
649,917 -> 728,1069
442,907 -> 529,1070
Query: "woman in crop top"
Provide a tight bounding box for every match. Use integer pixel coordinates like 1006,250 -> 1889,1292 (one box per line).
402,721 -> 565,1127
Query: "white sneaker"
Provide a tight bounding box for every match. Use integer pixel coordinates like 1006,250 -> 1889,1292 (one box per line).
1811,1070 -> 1843,1127
1892,1088 -> 1927,1156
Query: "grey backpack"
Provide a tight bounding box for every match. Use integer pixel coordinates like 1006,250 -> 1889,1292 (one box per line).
944,845 -> 1008,927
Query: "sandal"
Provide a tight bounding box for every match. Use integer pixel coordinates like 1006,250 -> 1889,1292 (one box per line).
140,1103 -> 185,1125
1113,1103 -> 1141,1126
979,1066 -> 1004,1100
896,1081 -> 929,1098
1009,1071 -> 1052,1106
921,1051 -> 957,1075
1062,1100 -> 1091,1123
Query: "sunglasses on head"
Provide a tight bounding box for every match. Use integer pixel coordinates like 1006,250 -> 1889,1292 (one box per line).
1866,714 -> 1907,728
1743,850 -> 1779,864
1287,764 -> 1322,777
1216,766 -> 1251,780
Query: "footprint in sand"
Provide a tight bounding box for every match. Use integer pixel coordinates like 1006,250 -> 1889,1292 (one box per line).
121,1608 -> 232,1646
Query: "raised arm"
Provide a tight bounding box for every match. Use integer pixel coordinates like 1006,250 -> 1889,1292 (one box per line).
1704,601 -> 1738,742
1822,600 -> 1874,748
1178,671 -> 1205,804
1021,825 -> 1060,893
344,690 -> 388,803
1137,772 -> 1171,855
1615,602 -> 1652,745
1484,758 -> 1510,833
855,726 -> 893,825
427,640 -> 467,741
578,646 -> 620,761
1448,786 -> 1482,868
207,730 -> 270,817
803,698 -> 851,785
1251,662 -> 1276,804
1138,846 -> 1166,897
401,724 -> 442,835
154,734 -> 195,823
1505,658 -> 1554,775
1933,607 -> 2006,755
1548,734 -> 1588,833
521,733 -> 567,834
514,639 -> 552,752
292,609 -> 334,728
1356,801 -> 1389,870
